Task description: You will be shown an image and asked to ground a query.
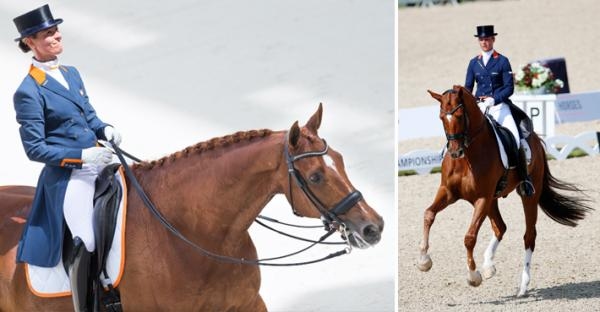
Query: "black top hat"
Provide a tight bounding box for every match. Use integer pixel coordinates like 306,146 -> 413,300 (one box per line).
13,4 -> 63,42
474,25 -> 497,38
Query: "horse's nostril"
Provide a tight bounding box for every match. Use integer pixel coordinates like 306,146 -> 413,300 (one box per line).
362,224 -> 381,243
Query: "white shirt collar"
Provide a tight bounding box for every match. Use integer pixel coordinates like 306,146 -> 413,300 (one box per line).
481,49 -> 494,58
31,57 -> 69,89
481,49 -> 494,65
32,58 -> 60,72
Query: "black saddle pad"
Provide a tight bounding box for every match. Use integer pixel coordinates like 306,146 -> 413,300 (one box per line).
487,117 -> 519,168
93,163 -> 123,274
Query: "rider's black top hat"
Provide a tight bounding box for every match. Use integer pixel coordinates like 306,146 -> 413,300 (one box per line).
13,4 -> 63,42
474,25 -> 497,38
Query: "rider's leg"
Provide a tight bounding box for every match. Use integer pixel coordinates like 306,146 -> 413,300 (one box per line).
489,103 -> 520,148
64,165 -> 100,252
64,164 -> 103,311
491,103 -> 534,196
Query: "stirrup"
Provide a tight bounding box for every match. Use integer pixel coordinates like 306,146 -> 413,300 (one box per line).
517,180 -> 535,197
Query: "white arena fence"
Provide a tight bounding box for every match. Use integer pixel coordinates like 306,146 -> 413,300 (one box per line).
399,91 -> 600,174
399,131 -> 600,174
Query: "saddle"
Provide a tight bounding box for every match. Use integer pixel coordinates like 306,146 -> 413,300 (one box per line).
62,163 -> 123,311
487,117 -> 519,168
488,101 -> 534,197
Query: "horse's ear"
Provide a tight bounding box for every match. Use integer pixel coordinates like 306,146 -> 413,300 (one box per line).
289,121 -> 301,147
455,85 -> 463,97
305,103 -> 323,133
427,90 -> 442,103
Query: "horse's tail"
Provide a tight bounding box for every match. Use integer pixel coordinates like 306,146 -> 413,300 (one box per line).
538,156 -> 593,227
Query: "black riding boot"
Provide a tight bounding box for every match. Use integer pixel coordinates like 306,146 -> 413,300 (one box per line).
69,237 -> 96,312
516,146 -> 535,197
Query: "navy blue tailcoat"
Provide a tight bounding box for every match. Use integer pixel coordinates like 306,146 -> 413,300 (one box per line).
465,50 -> 514,104
13,65 -> 108,267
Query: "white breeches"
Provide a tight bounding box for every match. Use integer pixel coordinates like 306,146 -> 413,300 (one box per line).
481,102 -> 521,148
64,164 -> 105,252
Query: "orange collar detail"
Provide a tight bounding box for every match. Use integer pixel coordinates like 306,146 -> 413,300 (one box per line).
28,65 -> 46,85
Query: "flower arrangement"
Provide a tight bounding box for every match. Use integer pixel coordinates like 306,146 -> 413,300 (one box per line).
514,62 -> 564,94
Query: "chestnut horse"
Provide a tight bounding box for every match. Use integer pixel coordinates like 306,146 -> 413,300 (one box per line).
418,85 -> 592,296
0,105 -> 384,311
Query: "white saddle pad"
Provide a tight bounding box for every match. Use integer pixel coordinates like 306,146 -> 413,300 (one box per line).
25,167 -> 128,298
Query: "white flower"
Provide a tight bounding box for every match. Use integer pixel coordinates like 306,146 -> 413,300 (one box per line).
555,79 -> 564,88
537,70 -> 548,84
515,69 -> 525,81
530,62 -> 543,70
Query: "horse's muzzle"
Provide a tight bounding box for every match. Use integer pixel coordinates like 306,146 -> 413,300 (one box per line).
346,220 -> 383,249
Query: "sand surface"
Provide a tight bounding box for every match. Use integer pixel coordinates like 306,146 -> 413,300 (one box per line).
398,1 -> 600,310
398,157 -> 600,311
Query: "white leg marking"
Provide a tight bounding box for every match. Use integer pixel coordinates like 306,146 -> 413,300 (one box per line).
483,236 -> 499,268
482,236 -> 500,279
518,248 -> 533,297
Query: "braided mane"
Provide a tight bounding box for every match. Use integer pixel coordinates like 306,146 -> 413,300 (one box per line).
133,129 -> 273,170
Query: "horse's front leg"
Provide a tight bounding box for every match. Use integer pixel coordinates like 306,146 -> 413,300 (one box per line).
418,186 -> 453,272
464,198 -> 489,287
482,199 -> 506,280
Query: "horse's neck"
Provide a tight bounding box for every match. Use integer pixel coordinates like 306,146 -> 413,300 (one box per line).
464,102 -> 498,168
133,132 -> 286,239
467,99 -> 486,134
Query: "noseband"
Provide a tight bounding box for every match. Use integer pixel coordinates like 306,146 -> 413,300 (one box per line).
284,133 -> 363,230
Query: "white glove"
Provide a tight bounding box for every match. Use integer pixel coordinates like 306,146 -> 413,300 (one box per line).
82,147 -> 112,165
104,126 -> 122,146
483,97 -> 495,107
478,97 -> 495,112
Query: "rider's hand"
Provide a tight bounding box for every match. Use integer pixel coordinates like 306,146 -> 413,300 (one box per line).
483,97 -> 495,107
478,97 -> 495,112
82,147 -> 112,165
104,126 -> 122,146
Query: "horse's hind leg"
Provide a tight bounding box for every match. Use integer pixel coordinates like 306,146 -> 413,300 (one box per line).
464,198 -> 490,287
518,198 -> 538,297
482,199 -> 506,279
417,186 -> 453,272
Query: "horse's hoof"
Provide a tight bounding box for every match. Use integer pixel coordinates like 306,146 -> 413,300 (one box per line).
516,288 -> 527,297
417,254 -> 433,272
466,270 -> 482,287
482,265 -> 496,279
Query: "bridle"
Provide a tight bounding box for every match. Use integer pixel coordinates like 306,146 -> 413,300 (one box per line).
284,132 -> 363,231
441,89 -> 485,150
108,133 -> 356,266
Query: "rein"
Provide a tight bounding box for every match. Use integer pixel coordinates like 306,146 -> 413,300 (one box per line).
109,137 -> 352,266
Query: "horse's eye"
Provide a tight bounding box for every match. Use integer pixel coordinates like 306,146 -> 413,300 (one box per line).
309,172 -> 323,184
